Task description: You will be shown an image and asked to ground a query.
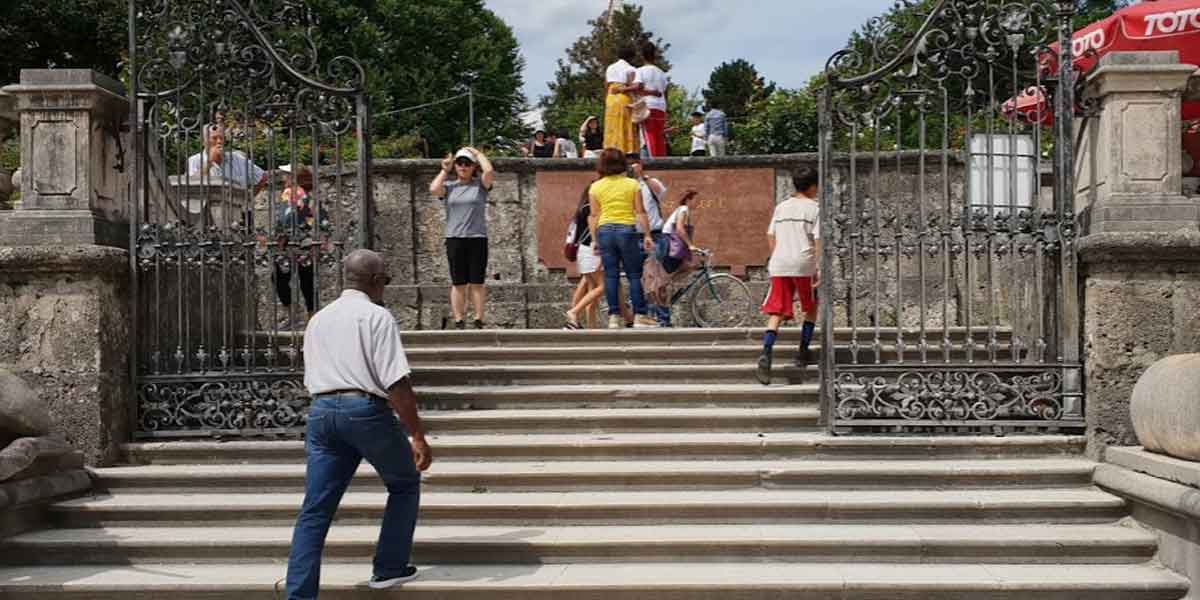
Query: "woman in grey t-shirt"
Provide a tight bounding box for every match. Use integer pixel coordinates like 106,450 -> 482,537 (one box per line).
429,147 -> 494,329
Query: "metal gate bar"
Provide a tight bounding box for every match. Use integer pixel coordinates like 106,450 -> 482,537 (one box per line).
818,0 -> 1083,433
127,0 -> 373,437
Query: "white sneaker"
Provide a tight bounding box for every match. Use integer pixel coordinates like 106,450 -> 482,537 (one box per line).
368,566 -> 419,589
633,315 -> 660,328
607,315 -> 623,329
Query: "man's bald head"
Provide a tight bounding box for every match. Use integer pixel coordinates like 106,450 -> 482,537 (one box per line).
344,249 -> 387,290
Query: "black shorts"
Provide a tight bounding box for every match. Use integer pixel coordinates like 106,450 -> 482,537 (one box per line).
446,237 -> 488,285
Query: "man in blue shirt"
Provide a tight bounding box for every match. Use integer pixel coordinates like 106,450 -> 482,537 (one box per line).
704,106 -> 728,157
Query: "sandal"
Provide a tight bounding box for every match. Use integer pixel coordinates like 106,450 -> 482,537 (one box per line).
563,321 -> 582,330
563,311 -> 582,329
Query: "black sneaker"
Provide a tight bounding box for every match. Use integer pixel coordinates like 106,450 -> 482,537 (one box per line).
794,347 -> 812,369
473,319 -> 485,330
454,320 -> 465,330
368,566 -> 419,589
755,352 -> 773,386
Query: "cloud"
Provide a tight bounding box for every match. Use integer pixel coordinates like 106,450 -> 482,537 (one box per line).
485,0 -> 895,103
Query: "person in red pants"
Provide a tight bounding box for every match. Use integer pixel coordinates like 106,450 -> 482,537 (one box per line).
756,168 -> 821,386
633,41 -> 669,157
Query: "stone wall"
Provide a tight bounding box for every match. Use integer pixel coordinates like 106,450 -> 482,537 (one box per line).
0,246 -> 131,465
360,154 -> 973,330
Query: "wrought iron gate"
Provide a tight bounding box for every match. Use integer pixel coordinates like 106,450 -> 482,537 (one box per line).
817,0 -> 1083,432
127,0 -> 374,437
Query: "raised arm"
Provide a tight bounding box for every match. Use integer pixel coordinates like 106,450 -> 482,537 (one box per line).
429,154 -> 453,197
467,147 -> 494,190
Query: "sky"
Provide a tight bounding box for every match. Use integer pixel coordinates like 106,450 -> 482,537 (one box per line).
485,0 -> 897,110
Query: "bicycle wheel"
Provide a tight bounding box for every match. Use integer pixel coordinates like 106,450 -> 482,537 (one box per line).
689,273 -> 754,328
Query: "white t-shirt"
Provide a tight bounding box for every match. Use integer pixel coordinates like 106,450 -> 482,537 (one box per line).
634,65 -> 668,112
767,196 -> 821,277
303,289 -> 412,399
690,123 -> 708,153
638,177 -> 667,233
605,59 -> 635,85
663,205 -> 689,235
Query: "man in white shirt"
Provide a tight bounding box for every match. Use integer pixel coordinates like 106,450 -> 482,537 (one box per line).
285,249 -> 433,598
187,124 -> 269,193
554,129 -> 579,158
756,168 -> 821,385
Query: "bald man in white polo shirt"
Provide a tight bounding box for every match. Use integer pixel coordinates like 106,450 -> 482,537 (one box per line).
285,249 -> 433,599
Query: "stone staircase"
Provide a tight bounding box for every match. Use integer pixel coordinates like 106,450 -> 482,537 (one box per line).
0,329 -> 1189,599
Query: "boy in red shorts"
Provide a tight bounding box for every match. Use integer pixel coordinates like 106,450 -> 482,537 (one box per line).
756,167 -> 820,386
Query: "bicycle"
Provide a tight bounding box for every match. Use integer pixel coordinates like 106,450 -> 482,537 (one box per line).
665,248 -> 755,328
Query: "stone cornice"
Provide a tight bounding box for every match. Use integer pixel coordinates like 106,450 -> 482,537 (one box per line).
0,245 -> 128,277
1078,231 -> 1200,263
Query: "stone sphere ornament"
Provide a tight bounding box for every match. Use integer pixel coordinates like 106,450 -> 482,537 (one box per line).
1130,353 -> 1200,461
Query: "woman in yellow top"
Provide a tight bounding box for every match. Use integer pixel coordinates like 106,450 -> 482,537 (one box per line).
588,148 -> 657,328
602,45 -> 639,155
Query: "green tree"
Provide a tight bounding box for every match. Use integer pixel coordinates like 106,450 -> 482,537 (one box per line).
539,2 -> 672,132
0,0 -> 528,159
701,59 -> 775,121
1074,0 -> 1133,29
307,0 -> 528,156
737,88 -> 819,155
0,0 -> 126,85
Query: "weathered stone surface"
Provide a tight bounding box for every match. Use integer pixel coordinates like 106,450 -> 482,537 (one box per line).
1081,232 -> 1200,458
1130,354 -> 1200,461
0,245 -> 130,466
0,435 -> 81,482
0,369 -> 49,440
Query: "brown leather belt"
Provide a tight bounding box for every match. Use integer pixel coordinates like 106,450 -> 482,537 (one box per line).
314,389 -> 388,403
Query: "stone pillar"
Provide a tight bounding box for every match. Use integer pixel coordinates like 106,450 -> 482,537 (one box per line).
1076,52 -> 1199,232
1,70 -> 129,247
0,91 -> 16,210
0,246 -> 130,466
1077,52 -> 1200,458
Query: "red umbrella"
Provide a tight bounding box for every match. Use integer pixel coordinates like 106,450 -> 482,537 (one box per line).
1004,0 -> 1200,125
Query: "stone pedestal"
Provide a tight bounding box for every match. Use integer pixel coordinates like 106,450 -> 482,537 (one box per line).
1,70 -> 129,247
0,91 -> 16,210
1077,53 -> 1200,458
0,246 -> 131,466
1076,52 -> 1200,233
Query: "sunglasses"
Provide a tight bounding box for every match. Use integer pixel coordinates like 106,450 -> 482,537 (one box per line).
454,159 -> 474,167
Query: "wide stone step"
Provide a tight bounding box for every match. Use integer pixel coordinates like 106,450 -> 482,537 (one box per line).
0,562 -> 1185,600
1,523 -> 1157,565
92,458 -> 1097,493
412,363 -> 816,385
123,434 -> 1086,464
388,326 -> 1014,348
416,383 -> 816,410
401,343 -> 1013,366
48,488 -> 1127,527
423,406 -> 819,433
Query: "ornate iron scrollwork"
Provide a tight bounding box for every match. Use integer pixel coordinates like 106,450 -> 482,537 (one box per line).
130,0 -> 372,437
817,0 -> 1083,432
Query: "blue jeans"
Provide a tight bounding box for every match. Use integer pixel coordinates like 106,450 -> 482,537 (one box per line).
597,224 -> 647,316
286,395 -> 421,600
647,231 -> 671,326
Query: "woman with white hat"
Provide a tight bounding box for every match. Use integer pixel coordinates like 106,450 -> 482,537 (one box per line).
579,116 -> 603,158
429,147 -> 495,329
